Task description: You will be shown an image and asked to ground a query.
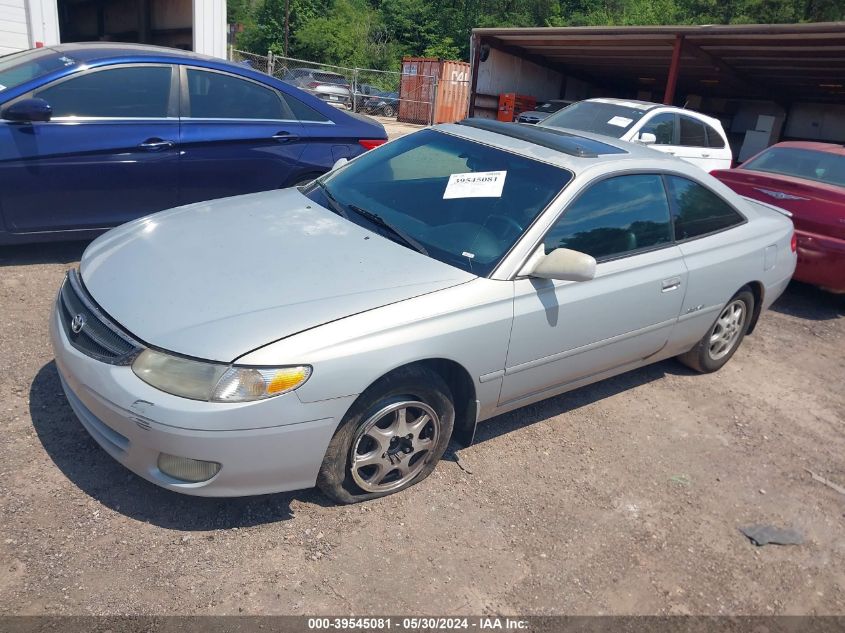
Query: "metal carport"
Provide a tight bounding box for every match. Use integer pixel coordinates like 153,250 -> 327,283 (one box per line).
469,22 -> 845,153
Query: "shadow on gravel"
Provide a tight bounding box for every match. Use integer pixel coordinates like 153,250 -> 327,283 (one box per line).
770,281 -> 844,321
30,361 -> 330,530
0,240 -> 91,267
468,358 -> 691,447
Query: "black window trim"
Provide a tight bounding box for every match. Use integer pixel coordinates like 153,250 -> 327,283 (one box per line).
662,173 -> 748,243
11,62 -> 179,121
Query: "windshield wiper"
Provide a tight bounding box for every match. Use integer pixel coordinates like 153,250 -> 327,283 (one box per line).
313,181 -> 348,219
346,204 -> 429,256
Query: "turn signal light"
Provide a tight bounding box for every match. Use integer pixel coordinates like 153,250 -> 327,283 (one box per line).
790,233 -> 798,252
359,139 -> 387,150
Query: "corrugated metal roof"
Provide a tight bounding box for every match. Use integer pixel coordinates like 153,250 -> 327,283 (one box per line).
472,22 -> 845,102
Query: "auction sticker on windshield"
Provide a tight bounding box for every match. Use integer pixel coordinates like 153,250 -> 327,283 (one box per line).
608,116 -> 633,128
443,171 -> 507,199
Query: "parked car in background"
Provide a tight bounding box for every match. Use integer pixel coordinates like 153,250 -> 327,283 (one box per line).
51,119 -> 795,503
0,44 -> 386,245
281,67 -> 352,109
516,99 -> 573,124
712,141 -> 845,293
540,98 -> 732,172
351,83 -> 378,111
364,91 -> 399,117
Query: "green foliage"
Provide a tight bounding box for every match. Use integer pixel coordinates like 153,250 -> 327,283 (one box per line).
233,0 -> 845,67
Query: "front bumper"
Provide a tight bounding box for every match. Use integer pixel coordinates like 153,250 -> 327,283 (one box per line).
795,230 -> 845,293
50,306 -> 355,497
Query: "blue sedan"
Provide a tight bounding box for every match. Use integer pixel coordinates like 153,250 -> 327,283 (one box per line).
0,43 -> 387,244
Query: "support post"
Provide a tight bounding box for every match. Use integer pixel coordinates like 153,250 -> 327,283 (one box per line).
663,34 -> 684,105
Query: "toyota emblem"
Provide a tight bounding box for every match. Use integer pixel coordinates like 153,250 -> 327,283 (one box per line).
70,313 -> 86,334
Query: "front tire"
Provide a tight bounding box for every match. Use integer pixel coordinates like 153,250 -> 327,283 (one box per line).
677,287 -> 754,373
317,366 -> 454,504
382,104 -> 395,117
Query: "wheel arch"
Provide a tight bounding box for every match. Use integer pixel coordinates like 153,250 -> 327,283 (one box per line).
349,358 -> 479,448
744,281 -> 765,335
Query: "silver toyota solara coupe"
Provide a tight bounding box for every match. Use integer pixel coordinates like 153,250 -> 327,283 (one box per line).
51,119 -> 796,503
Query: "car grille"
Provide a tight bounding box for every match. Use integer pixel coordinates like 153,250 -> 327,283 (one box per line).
58,270 -> 143,365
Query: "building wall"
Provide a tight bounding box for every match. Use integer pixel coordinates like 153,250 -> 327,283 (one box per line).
193,0 -> 226,58
0,0 -> 29,55
476,47 -> 564,101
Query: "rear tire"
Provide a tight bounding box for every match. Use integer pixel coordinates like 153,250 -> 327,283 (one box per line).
677,287 -> 754,373
317,366 -> 454,504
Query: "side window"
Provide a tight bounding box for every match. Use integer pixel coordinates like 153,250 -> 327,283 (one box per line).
705,122 -> 726,149
666,175 -> 744,240
544,174 -> 673,260
679,116 -> 707,147
33,66 -> 171,118
639,113 -> 675,145
281,92 -> 329,122
186,69 -> 289,120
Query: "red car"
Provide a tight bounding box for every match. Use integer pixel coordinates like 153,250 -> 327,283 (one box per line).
712,141 -> 845,293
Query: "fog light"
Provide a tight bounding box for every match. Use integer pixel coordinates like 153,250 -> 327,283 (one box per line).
157,453 -> 221,483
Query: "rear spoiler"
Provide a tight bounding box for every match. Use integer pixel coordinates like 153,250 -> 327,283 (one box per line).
741,196 -> 793,219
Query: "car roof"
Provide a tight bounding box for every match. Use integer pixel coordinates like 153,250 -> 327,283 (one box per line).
770,141 -> 845,156
45,42 -> 217,63
586,98 -> 662,111
438,118 -> 682,173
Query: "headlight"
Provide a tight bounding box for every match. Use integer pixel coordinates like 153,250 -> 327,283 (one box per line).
131,349 -> 311,402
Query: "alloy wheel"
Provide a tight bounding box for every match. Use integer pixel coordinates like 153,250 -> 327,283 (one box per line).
350,401 -> 439,493
709,299 -> 747,360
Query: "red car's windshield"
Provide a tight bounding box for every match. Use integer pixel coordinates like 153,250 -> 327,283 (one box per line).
743,147 -> 845,188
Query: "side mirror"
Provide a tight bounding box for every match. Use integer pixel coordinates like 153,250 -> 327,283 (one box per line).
520,247 -> 596,282
331,157 -> 348,171
637,132 -> 657,145
2,98 -> 52,122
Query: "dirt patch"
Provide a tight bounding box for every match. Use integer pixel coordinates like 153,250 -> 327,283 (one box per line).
1,242 -> 844,615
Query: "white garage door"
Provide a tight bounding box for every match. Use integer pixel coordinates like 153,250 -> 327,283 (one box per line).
0,0 -> 30,55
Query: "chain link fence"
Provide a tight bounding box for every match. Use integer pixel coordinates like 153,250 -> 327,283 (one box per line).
230,49 -> 438,124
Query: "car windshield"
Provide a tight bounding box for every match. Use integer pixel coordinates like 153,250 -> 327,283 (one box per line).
742,147 -> 845,188
541,101 -> 649,137
305,129 -> 573,276
0,48 -> 77,93
536,101 -> 567,113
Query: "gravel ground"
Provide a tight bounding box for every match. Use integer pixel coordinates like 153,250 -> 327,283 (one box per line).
1,241 -> 844,616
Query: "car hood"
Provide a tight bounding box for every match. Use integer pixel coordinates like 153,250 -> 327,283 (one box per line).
80,189 -> 473,362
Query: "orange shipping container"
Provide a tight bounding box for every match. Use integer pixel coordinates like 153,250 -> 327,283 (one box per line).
399,57 -> 470,125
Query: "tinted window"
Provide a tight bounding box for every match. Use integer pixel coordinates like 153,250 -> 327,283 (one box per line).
34,66 -> 171,118
666,176 -> 744,240
187,69 -> 286,120
640,113 -> 675,145
545,174 -> 672,260
705,122 -> 726,148
305,129 -> 573,277
742,147 -> 845,187
541,101 -> 649,138
679,116 -> 707,147
282,92 -> 329,122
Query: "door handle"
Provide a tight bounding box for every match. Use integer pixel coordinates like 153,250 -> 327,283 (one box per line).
702,152 -> 711,158
272,131 -> 300,143
661,277 -> 682,292
138,138 -> 175,151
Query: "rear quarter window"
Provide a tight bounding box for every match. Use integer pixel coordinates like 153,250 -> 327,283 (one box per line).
666,175 -> 745,240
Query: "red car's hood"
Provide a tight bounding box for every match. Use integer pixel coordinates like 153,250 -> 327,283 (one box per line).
712,169 -> 845,240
